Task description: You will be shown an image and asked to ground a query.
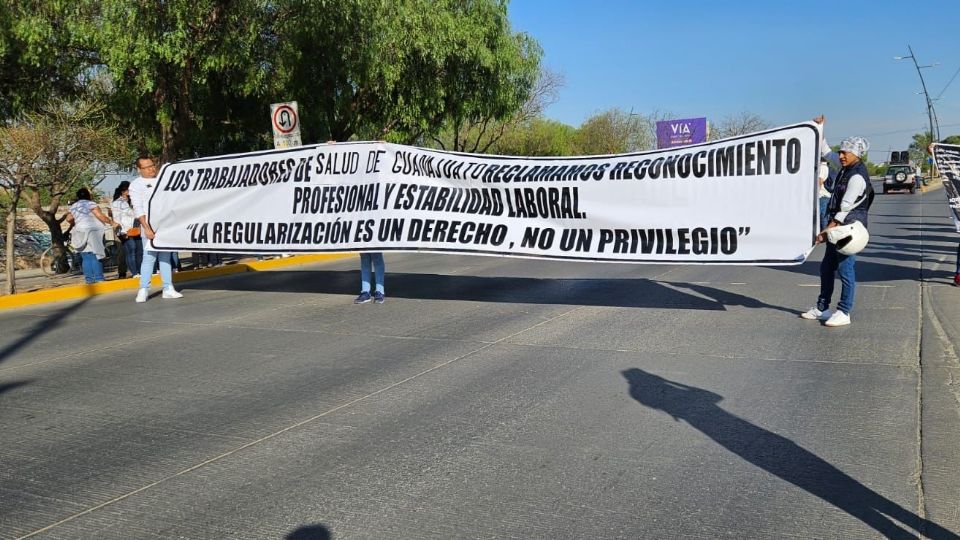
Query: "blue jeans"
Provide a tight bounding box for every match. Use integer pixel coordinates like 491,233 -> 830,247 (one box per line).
122,237 -> 143,276
359,253 -> 385,294
80,252 -> 104,284
817,243 -> 856,315
140,250 -> 174,289
818,197 -> 830,231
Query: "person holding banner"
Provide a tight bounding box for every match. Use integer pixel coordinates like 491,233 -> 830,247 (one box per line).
354,252 -> 386,304
818,158 -> 836,230
932,143 -> 960,287
801,117 -> 874,327
129,155 -> 184,303
953,218 -> 960,288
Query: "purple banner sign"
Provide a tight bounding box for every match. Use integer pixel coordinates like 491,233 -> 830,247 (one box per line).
656,117 -> 708,149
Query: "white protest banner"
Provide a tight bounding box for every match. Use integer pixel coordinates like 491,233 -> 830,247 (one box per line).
148,122 -> 821,264
931,143 -> 960,232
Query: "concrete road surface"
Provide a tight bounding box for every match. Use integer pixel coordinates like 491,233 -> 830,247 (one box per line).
1,185 -> 959,539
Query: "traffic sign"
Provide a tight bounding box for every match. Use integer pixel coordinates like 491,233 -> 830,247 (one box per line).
270,101 -> 302,149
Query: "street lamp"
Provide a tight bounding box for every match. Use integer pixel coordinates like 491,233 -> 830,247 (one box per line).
895,46 -> 940,144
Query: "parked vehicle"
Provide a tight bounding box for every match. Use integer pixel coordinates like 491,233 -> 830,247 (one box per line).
883,165 -> 916,194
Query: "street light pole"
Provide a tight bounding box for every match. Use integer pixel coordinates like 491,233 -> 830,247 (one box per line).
895,46 -> 940,173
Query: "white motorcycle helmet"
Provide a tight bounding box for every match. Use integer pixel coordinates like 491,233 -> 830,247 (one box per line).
826,221 -> 869,255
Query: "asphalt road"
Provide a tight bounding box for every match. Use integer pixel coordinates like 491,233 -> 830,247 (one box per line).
1,183 -> 959,539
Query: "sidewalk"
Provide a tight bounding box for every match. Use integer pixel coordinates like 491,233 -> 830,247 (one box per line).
2,253 -> 243,295
0,252 -> 353,310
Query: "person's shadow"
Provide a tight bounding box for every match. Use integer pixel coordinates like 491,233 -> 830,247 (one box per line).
621,368 -> 959,539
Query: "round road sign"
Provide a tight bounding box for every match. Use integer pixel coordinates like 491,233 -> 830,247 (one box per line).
272,104 -> 298,134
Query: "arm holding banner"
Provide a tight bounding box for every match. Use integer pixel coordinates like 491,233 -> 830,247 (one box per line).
813,116 -> 841,170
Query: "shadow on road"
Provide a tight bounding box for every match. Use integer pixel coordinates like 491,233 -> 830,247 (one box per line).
0,297 -> 90,367
0,380 -> 33,397
286,524 -> 331,539
190,270 -> 742,310
659,281 -> 797,315
621,368 -> 959,540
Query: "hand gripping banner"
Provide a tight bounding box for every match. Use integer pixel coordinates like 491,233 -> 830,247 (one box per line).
148,122 -> 821,264
931,143 -> 960,232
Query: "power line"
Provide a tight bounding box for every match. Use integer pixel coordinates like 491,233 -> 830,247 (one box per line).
829,122 -> 960,141
936,64 -> 960,100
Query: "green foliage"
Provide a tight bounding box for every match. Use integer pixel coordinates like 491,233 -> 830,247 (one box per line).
940,135 -> 960,145
574,109 -> 653,155
0,98 -> 129,229
69,0 -> 540,160
488,118 -> 577,156
277,0 -> 540,145
0,1 -> 93,120
905,131 -> 939,172
85,0 -> 271,160
865,162 -> 886,177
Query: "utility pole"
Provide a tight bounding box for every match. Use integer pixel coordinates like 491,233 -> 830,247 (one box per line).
895,45 -> 940,173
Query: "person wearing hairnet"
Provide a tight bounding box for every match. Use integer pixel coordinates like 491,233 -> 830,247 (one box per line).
801,116 -> 875,327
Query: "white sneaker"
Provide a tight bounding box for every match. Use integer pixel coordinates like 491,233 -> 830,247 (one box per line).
162,287 -> 183,299
800,307 -> 831,321
824,311 -> 851,327
135,288 -> 149,303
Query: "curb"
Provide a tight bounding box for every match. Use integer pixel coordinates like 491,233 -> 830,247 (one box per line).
0,253 -> 354,311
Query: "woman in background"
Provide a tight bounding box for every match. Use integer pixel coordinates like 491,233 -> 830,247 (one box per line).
111,181 -> 143,279
65,187 -> 118,284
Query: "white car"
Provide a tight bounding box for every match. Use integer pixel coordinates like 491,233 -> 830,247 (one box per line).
883,165 -> 916,194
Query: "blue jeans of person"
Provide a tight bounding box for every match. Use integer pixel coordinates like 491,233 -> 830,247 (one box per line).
140,249 -> 174,289
359,252 -> 385,294
818,197 -> 830,231
122,237 -> 143,276
817,243 -> 856,315
79,252 -> 104,284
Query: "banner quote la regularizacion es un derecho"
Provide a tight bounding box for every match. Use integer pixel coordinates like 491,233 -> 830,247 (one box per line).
148,123 -> 822,265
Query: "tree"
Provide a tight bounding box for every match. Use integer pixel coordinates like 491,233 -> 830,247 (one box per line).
77,0 -> 544,160
0,1 -> 94,121
276,0 -> 542,147
574,108 -> 654,155
908,132 -> 934,172
489,118 -> 577,157
0,120 -> 44,293
85,0 -> 269,161
432,67 -> 559,153
710,112 -> 771,140
0,99 -> 128,292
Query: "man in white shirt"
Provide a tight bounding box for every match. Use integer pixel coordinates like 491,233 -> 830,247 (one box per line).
129,155 -> 183,303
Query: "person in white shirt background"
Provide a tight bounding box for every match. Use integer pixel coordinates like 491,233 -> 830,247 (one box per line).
64,187 -> 118,284
111,181 -> 143,279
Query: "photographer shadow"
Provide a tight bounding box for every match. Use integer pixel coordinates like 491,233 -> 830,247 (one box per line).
621,368 -> 958,539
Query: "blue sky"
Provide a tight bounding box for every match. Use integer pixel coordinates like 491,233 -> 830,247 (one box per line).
508,0 -> 960,160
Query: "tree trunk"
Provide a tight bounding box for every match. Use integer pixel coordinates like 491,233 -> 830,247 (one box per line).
4,188 -> 20,295
27,189 -> 70,273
